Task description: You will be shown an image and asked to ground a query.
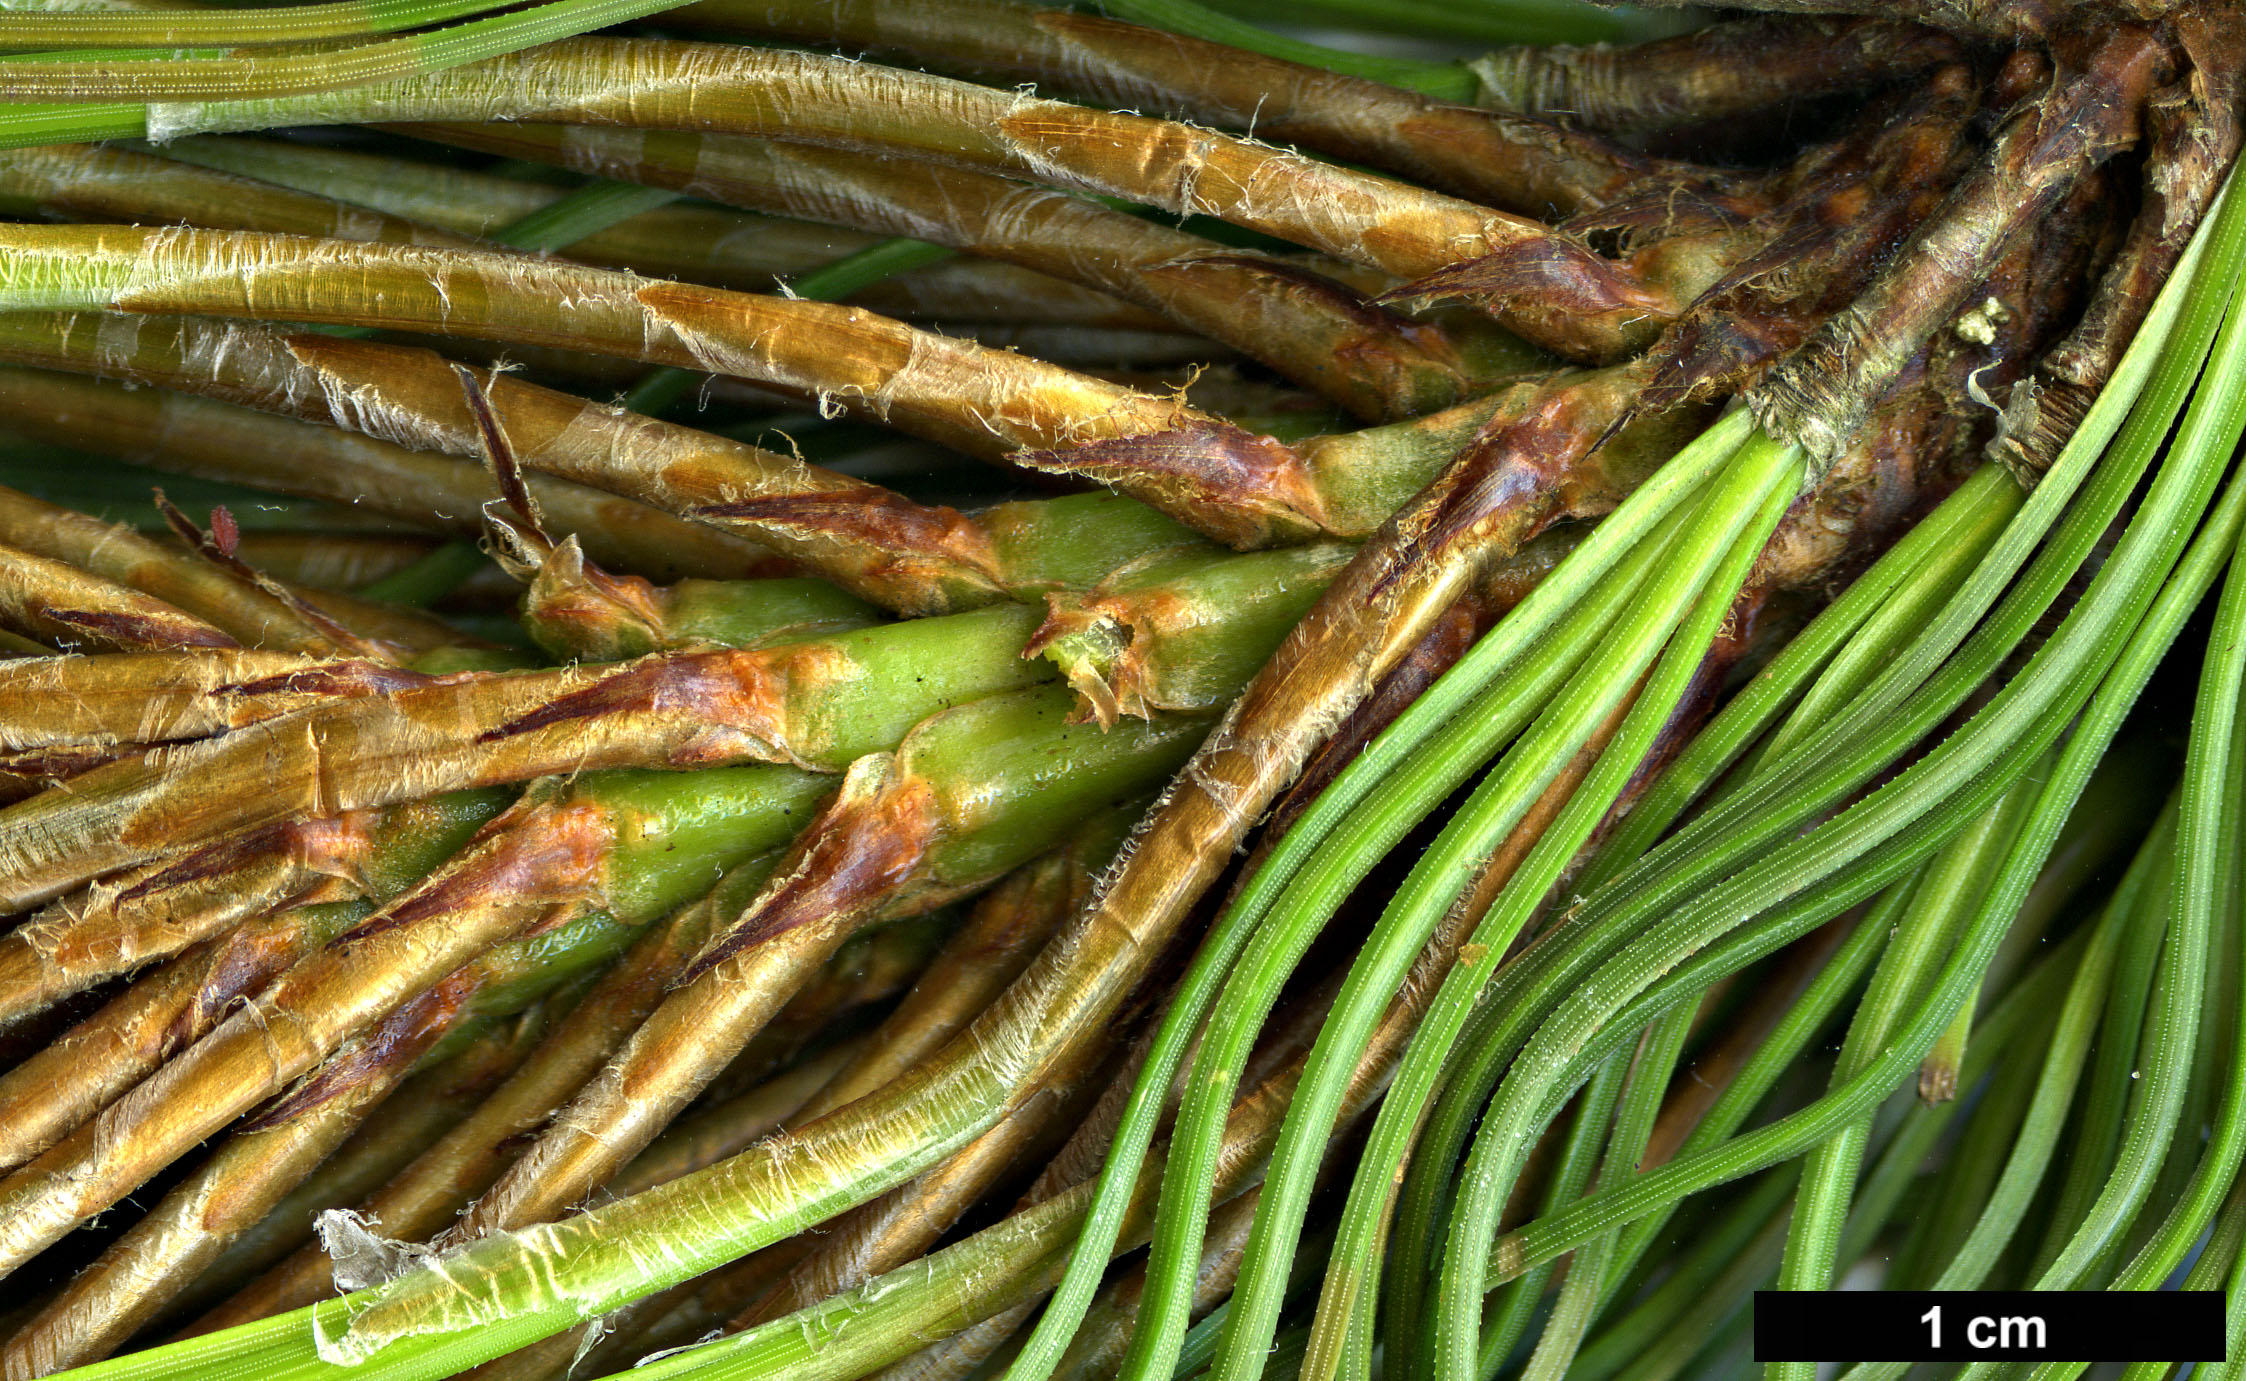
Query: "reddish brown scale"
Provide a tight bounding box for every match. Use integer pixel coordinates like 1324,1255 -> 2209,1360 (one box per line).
628,275 -> 1192,459
412,117 -> 1489,424
1630,74 -> 1979,416
1251,532 -> 1584,852
164,925 -> 318,1059
229,662 -> 437,701
0,812 -> 372,1032
493,492 -> 681,662
1996,8 -> 2244,475
238,971 -> 474,1133
729,995 -> 1132,1337
1009,425 -> 1328,549
153,492 -> 392,661
875,3 -> 1701,216
1169,253 -> 1467,366
44,610 -> 239,652
84,322 -> 1003,612
0,653 -> 435,765
689,492 -> 1001,587
127,817 -> 357,913
455,363 -> 542,527
1022,588 -> 1193,728
184,903 -> 729,1334
1755,160 -> 2108,601
1559,186 -> 1753,250
1377,238 -> 1676,355
338,800 -> 611,944
1990,45 -> 2057,111
993,366 -> 1691,1097
0,642 -> 886,911
662,0 -> 1783,232
185,889 -> 950,1338
0,902 -> 335,1175
1417,365 -> 1702,587
1751,25 -> 2171,463
471,650 -> 803,758
0,510 -> 277,655
0,745 -> 131,782
293,334 -> 1003,600
681,774 -> 940,982
0,792 -> 620,1273
1377,100 -> 1773,224
439,764 -> 951,1242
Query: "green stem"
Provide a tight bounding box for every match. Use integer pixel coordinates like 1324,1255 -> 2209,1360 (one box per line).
357,540 -> 489,607
487,179 -> 681,254
1195,0 -> 1676,46
1091,0 -> 1474,98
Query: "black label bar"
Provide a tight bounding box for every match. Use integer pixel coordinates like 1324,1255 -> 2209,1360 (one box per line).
1753,1291 -> 2226,1362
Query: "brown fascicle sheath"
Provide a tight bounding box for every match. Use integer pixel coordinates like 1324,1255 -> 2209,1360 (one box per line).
409,119 -> 1499,424
1470,15 -> 1959,135
141,39 -> 1685,361
0,636 -> 923,909
0,789 -> 610,1275
1749,26 -> 2170,464
0,141 -> 487,250
664,0 -> 1719,220
0,483 -> 364,655
0,365 -> 777,584
0,540 -> 237,653
0,810 -> 370,1031
0,224 -> 1339,549
435,757 -> 947,1241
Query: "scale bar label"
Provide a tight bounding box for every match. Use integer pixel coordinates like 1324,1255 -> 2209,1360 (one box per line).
1754,1291 -> 2225,1362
